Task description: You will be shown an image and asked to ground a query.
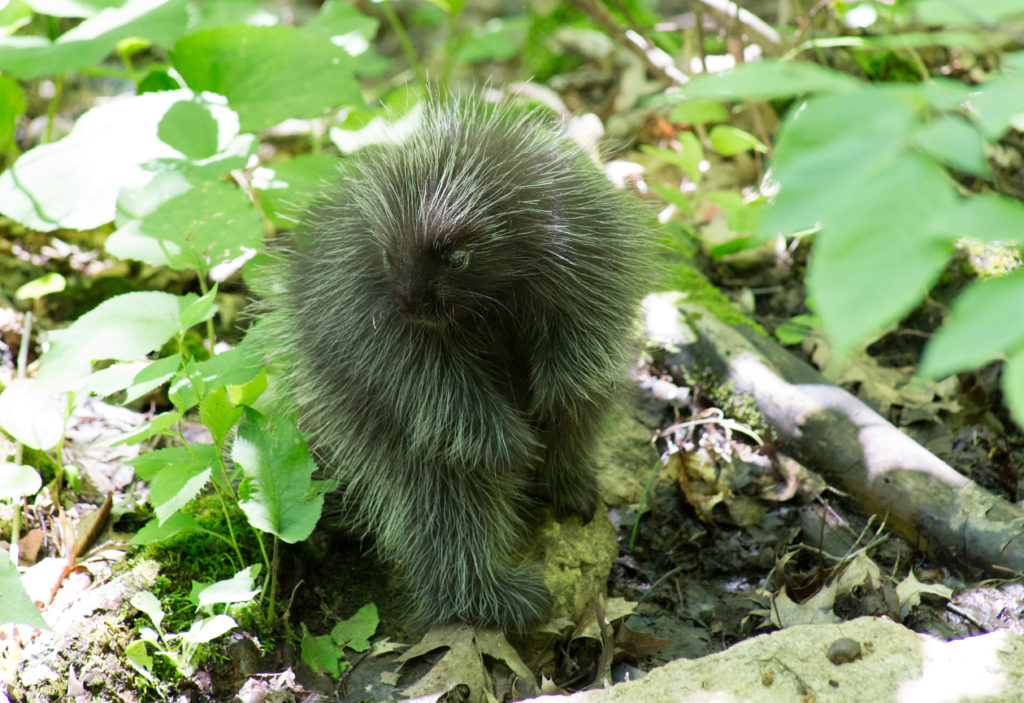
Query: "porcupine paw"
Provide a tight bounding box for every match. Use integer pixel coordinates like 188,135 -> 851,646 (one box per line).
415,567 -> 551,631
469,568 -> 551,631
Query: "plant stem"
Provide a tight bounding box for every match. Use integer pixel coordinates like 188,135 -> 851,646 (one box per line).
379,1 -> 423,82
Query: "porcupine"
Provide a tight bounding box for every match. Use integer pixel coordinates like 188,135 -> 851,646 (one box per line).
263,94 -> 651,630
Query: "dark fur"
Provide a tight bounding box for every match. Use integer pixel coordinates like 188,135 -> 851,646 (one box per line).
261,95 -> 650,629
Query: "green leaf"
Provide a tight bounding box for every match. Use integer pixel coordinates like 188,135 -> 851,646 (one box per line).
330,603 -> 378,652
140,446 -> 216,524
111,410 -> 181,447
763,88 -> 919,236
301,626 -> 342,677
649,184 -> 694,214
196,565 -> 260,609
226,368 -> 267,408
775,314 -> 818,346
303,0 -> 379,43
683,60 -> 862,102
251,154 -> 339,227
0,379 -> 65,450
130,510 -> 198,545
157,99 -> 220,160
641,131 -> 704,183
0,463 -> 42,500
0,0 -> 189,79
945,194 -> 1024,244
15,272 -> 66,300
1003,348 -> 1024,431
124,640 -> 156,682
0,553 -> 49,630
913,115 -> 988,176
920,271 -> 1024,378
669,98 -> 729,125
233,408 -> 325,543
0,91 -> 196,232
911,0 -> 1024,26
35,291 -> 199,390
182,614 -> 237,644
172,25 -> 362,132
965,73 -> 1024,140
0,75 -> 26,154
460,15 -> 526,64
709,125 -> 767,155
805,151 -> 956,356
199,386 -> 243,450
107,180 -> 263,271
130,591 -> 165,630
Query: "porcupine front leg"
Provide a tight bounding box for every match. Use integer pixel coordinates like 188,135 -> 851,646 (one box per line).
379,455 -> 550,630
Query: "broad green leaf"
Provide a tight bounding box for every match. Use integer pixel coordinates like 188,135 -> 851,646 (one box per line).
124,640 -> 156,682
199,386 -> 243,450
670,98 -> 729,125
130,591 -> 165,630
0,90 -> 194,231
167,337 -> 266,410
0,75 -> 25,154
642,132 -> 704,183
912,0 -> 1024,26
78,355 -> 179,403
650,184 -> 695,214
460,15 -> 526,64
807,152 -> 956,356
196,565 -> 260,608
0,463 -> 42,500
0,0 -> 188,79
1003,348 -> 1024,430
112,411 -> 182,447
683,60 -> 861,101
233,408 -> 325,543
35,291 -> 199,389
301,627 -> 342,677
173,25 -> 362,132
251,153 -> 339,227
146,454 -> 214,524
965,73 -> 1024,140
913,115 -> 988,176
330,603 -> 378,652
920,271 -> 1024,378
304,0 -> 379,42
182,614 -> 236,644
157,99 -> 220,160
179,286 -> 218,331
130,510 -> 198,545
226,368 -> 268,408
763,88 -> 919,236
709,125 -> 767,155
15,272 -> 65,300
945,193 -> 1024,244
21,0 -> 113,18
0,379 -> 65,450
0,553 -> 49,630
108,180 -> 262,270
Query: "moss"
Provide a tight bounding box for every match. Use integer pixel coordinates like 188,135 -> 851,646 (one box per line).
666,262 -> 766,336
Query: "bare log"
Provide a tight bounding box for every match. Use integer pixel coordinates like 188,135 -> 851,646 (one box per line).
645,293 -> 1024,575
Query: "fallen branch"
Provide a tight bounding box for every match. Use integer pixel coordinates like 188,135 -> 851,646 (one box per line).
645,293 -> 1024,576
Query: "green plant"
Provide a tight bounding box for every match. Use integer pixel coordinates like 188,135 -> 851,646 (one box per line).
669,8 -> 1024,425
0,0 -> 384,648
300,603 -> 379,676
125,566 -> 260,683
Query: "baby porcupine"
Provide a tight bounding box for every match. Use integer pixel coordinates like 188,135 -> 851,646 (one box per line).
265,94 -> 650,630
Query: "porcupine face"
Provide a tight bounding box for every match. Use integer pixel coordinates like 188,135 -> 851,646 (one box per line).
373,135 -> 533,329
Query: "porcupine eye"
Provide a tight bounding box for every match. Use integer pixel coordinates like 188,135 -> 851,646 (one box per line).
447,248 -> 471,271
